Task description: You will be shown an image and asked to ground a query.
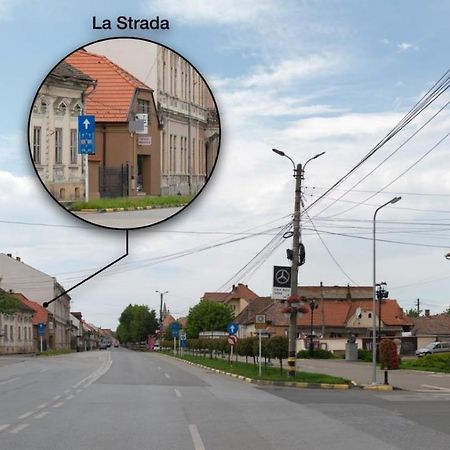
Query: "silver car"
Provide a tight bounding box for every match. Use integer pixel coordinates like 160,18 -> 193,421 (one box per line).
415,341 -> 450,357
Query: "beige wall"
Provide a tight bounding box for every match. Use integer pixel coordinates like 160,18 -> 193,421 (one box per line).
0,312 -> 34,354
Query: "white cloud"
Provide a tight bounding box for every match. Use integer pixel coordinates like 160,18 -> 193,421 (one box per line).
148,0 -> 278,26
397,42 -> 414,51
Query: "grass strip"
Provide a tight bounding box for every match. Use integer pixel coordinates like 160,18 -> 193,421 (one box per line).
70,195 -> 193,211
36,348 -> 73,357
164,352 -> 350,384
400,353 -> 450,373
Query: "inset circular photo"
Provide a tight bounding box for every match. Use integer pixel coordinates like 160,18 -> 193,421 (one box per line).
28,38 -> 220,230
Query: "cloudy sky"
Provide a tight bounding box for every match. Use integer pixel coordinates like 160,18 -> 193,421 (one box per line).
1,0 -> 450,328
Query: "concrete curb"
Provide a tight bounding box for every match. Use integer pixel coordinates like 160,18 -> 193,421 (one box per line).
75,204 -> 187,214
165,356 -> 353,390
360,384 -> 394,391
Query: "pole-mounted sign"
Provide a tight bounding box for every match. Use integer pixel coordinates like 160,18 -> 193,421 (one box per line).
78,115 -> 96,155
272,265 -> 291,300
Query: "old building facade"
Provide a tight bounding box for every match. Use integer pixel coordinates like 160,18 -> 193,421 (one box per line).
30,61 -> 94,202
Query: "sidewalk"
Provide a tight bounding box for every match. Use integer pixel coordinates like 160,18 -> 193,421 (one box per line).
294,358 -> 450,391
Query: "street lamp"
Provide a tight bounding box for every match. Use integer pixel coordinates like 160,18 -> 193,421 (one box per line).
372,196 -> 401,384
156,290 -> 168,336
272,148 -> 325,378
308,298 -> 318,357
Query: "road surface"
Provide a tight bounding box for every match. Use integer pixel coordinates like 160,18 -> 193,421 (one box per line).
74,207 -> 184,228
1,349 -> 449,450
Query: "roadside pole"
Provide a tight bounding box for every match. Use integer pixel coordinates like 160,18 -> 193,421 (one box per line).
173,336 -> 176,355
84,154 -> 89,202
259,329 -> 262,377
40,335 -> 43,353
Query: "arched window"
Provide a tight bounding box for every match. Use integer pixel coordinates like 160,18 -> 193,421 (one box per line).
75,187 -> 80,199
55,101 -> 67,116
59,188 -> 65,200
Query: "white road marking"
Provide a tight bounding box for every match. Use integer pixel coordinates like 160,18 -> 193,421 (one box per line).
18,411 -> 33,419
164,373 -> 171,379
36,403 -> 48,410
9,424 -> 29,434
0,424 -> 11,432
189,424 -> 206,450
53,395 -> 62,401
174,389 -> 182,398
0,376 -> 20,385
39,368 -> 48,373
66,394 -> 75,400
64,389 -> 70,394
53,402 -> 64,408
34,411 -> 49,419
76,389 -> 83,393
158,366 -> 162,370
419,384 -> 450,392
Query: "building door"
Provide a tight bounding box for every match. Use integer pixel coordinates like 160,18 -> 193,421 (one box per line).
99,164 -> 129,197
138,155 -> 152,195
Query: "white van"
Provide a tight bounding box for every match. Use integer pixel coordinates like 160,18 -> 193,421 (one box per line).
415,341 -> 450,357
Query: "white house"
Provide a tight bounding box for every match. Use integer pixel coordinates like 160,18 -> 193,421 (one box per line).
0,253 -> 71,349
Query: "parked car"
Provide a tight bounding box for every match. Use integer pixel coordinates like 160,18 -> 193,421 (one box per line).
113,342 -> 119,348
153,344 -> 160,352
99,341 -> 108,350
415,341 -> 450,357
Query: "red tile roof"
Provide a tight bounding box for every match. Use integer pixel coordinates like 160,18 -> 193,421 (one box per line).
163,314 -> 175,327
12,293 -> 48,325
66,49 -> 152,122
412,314 -> 450,335
202,283 -> 259,304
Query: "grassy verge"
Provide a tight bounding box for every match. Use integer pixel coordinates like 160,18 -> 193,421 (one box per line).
70,195 -> 194,211
400,353 -> 450,373
163,352 -> 350,384
36,348 -> 73,357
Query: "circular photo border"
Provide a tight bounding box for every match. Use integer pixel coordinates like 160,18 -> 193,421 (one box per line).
27,36 -> 221,231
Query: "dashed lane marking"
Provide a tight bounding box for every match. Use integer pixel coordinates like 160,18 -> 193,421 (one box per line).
66,394 -> 75,400
174,389 -> 181,398
189,424 -> 206,450
0,376 -> 20,385
0,424 -> 11,432
34,411 -> 49,419
9,424 -> 29,434
52,402 -> 64,408
18,412 -> 33,419
36,403 -> 48,410
53,395 -> 62,401
164,373 -> 171,379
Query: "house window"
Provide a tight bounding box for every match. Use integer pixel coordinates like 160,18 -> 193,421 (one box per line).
10,325 -> 13,341
60,188 -> 65,200
40,99 -> 47,113
55,128 -> 62,164
18,327 -> 21,341
4,325 -> 7,341
70,129 -> 77,164
137,99 -> 149,114
173,135 -> 177,172
33,126 -> 41,164
56,101 -> 67,116
368,313 -> 372,319
24,327 -> 27,341
75,187 -> 80,199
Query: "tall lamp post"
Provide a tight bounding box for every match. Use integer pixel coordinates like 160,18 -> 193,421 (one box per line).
372,197 -> 401,384
156,290 -> 168,337
272,148 -> 325,378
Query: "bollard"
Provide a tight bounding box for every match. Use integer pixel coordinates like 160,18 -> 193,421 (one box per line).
384,369 -> 389,385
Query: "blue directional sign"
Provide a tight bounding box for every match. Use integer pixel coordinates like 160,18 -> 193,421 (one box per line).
171,322 -> 180,338
78,115 -> 96,155
37,323 -> 46,337
226,322 -> 239,335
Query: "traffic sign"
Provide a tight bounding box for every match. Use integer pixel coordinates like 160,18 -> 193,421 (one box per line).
78,115 -> 96,155
227,335 -> 238,345
226,322 -> 238,335
171,322 -> 179,338
37,323 -> 46,337
255,314 -> 267,330
180,333 -> 186,341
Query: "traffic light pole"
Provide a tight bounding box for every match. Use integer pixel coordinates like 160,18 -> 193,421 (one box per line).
288,163 -> 302,379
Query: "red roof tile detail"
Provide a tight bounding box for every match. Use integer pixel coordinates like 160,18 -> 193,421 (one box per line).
12,293 -> 48,325
66,50 -> 152,122
202,283 -> 259,304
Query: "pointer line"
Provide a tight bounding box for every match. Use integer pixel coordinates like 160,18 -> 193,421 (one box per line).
43,230 -> 129,308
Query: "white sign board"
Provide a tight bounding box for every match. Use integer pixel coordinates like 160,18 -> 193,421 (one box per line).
138,136 -> 152,146
272,266 -> 291,300
135,113 -> 148,134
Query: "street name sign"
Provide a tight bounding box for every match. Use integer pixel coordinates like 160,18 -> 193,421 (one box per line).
78,115 -> 96,155
272,265 -> 291,300
226,322 -> 238,335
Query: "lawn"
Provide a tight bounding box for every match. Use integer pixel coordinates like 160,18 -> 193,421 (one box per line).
69,195 -> 194,211
163,353 -> 350,384
400,353 -> 450,373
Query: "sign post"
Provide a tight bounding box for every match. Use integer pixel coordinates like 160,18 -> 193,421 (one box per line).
255,314 -> 266,377
37,323 -> 46,353
171,322 -> 180,355
227,334 -> 238,363
78,115 -> 96,202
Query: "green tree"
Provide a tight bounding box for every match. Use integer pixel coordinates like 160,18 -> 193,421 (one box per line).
116,304 -> 159,344
266,336 -> 288,373
186,301 -> 234,338
406,308 -> 421,318
443,307 -> 450,316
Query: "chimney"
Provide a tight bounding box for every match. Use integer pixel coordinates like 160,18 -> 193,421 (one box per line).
16,256 -> 21,262
6,253 -> 12,257
425,309 -> 430,317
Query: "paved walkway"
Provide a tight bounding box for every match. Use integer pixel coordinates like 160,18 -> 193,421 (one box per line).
295,358 -> 450,391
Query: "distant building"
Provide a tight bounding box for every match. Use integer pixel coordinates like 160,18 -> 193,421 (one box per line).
30,61 -> 94,202
66,49 -> 161,199
0,253 -> 71,349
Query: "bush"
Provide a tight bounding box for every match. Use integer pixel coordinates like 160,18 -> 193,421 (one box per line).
358,349 -> 372,362
402,353 -> 450,373
297,349 -> 335,359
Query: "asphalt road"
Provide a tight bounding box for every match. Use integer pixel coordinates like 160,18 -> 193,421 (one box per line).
1,349 -> 449,450
74,207 -> 184,228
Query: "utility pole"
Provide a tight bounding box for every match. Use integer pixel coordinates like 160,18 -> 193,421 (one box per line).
156,290 -> 168,337
416,298 -> 420,316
